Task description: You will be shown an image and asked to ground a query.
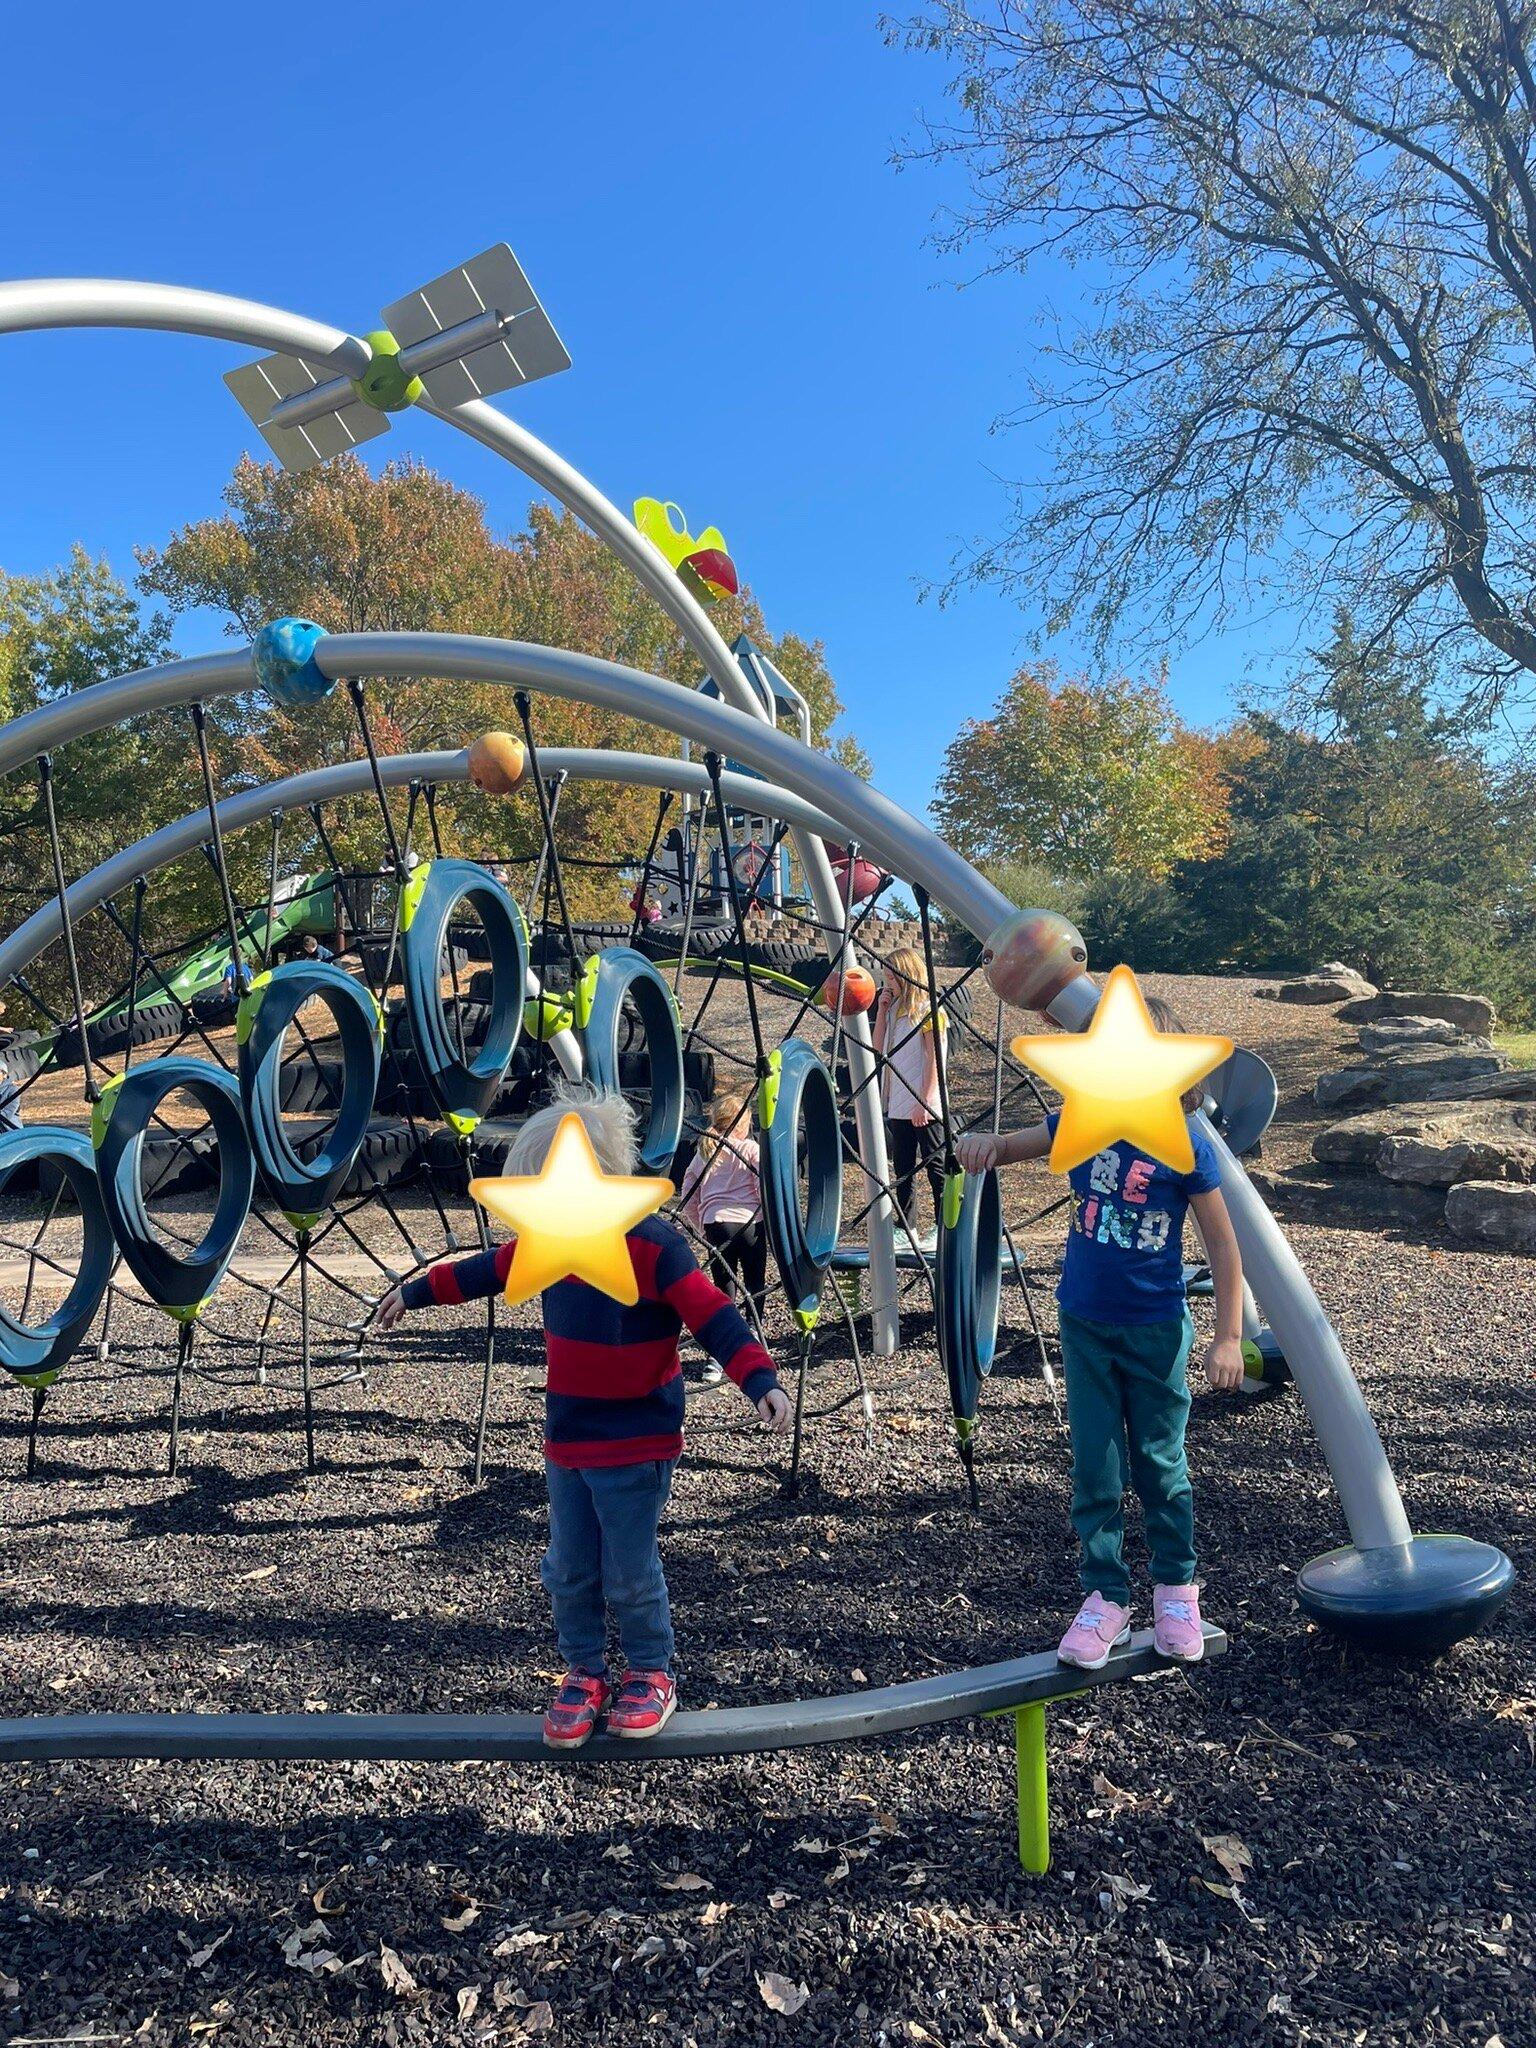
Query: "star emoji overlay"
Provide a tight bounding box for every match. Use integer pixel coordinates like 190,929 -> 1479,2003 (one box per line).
1011,965 -> 1232,1175
468,1113 -> 672,1307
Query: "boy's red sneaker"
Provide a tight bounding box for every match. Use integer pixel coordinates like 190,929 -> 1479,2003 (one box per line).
542,1669 -> 611,1750
607,1670 -> 677,1738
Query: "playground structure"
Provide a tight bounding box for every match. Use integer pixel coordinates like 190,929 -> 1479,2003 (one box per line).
0,249 -> 1515,1864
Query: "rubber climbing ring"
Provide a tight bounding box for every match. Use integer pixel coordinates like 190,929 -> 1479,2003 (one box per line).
238,962 -> 382,1225
401,859 -> 528,1132
0,1128 -> 113,1386
937,1166 -> 1002,1432
758,1038 -> 842,1321
580,947 -> 685,1175
91,1057 -> 255,1319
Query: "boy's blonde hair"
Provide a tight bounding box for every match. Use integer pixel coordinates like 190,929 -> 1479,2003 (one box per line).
1143,994 -> 1207,1114
881,946 -> 938,1026
506,1081 -> 639,1177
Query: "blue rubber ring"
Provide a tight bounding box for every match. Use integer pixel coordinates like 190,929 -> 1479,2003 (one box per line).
937,1167 -> 1002,1427
238,963 -> 381,1224
581,947 -> 685,1175
0,1128 -> 113,1386
759,1038 -> 842,1320
92,1057 -> 255,1317
401,859 -> 528,1130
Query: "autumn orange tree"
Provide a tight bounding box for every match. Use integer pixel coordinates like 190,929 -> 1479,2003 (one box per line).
932,662 -> 1227,881
136,456 -> 866,918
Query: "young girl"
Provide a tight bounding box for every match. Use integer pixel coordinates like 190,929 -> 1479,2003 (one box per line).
956,997 -> 1245,1667
376,1084 -> 791,1747
679,1088 -> 767,1329
872,946 -> 947,1240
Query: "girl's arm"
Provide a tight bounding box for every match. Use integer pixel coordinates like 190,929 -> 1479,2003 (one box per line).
1189,1187 -> 1246,1391
955,1121 -> 1053,1174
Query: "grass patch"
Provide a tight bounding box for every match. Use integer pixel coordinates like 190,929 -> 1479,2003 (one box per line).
1495,1030 -> 1536,1069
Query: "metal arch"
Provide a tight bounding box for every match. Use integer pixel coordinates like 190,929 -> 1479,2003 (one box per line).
0,273 -> 899,1354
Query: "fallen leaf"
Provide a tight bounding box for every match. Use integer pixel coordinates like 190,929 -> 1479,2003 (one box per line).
456,1986 -> 479,2024
442,1902 -> 480,1934
632,1935 -> 668,1968
699,1900 -> 733,1926
758,1971 -> 811,2016
767,1889 -> 798,1909
658,1871 -> 710,1892
379,1943 -> 418,1997
492,1930 -> 550,1957
1201,1833 -> 1254,1886
311,1882 -> 346,1918
524,2005 -> 554,2036
824,1857 -> 850,1887
238,1564 -> 279,1582
1090,1773 -> 1138,1815
185,1928 -> 230,1971
601,1843 -> 633,1863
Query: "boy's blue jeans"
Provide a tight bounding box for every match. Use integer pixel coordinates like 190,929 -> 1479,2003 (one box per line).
541,1458 -> 676,1675
1058,1309 -> 1197,1604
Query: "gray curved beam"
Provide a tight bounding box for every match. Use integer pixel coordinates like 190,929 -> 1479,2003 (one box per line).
0,275 -> 901,1350
0,1626 -> 1224,1762
0,748 -> 852,988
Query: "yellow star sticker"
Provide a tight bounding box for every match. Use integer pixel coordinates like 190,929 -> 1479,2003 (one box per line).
1011,965 -> 1232,1175
468,1114 -> 672,1307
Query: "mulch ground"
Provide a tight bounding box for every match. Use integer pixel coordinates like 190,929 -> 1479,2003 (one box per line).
0,975 -> 1531,2047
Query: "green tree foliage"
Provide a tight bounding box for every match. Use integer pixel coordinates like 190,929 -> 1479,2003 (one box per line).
932,661 -> 1225,877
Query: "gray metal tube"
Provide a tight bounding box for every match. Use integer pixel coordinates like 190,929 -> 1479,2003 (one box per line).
0,278 -> 369,374
1046,971 -> 1411,1551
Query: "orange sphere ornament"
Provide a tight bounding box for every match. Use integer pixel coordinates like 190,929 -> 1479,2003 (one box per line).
466,731 -> 527,795
818,965 -> 877,1016
981,910 -> 1089,1013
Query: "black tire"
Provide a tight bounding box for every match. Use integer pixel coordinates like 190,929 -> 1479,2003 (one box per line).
938,979 -> 976,1030
190,989 -> 238,1028
0,1039 -> 43,1089
619,1046 -> 715,1101
278,1056 -> 346,1116
51,999 -> 184,1069
295,1115 -> 419,1198
635,919 -> 734,963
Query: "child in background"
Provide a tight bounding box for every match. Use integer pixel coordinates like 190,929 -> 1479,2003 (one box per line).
679,1089 -> 767,1348
872,946 -> 947,1240
376,1084 -> 791,1747
956,996 -> 1245,1667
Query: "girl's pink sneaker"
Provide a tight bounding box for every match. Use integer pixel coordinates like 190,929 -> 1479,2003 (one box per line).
1153,1584 -> 1206,1661
1057,1592 -> 1132,1670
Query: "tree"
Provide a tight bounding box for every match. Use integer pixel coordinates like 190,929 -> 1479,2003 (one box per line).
1178,614 -> 1536,1006
897,0 -> 1536,716
931,661 -> 1226,874
138,458 -> 868,915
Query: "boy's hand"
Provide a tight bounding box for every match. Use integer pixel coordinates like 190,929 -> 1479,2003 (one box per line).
956,1131 -> 1002,1174
1203,1336 -> 1246,1393
375,1285 -> 407,1332
910,1104 -> 930,1128
756,1387 -> 793,1432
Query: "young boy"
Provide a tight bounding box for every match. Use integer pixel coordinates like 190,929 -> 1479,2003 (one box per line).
377,1084 -> 791,1746
956,997 -> 1245,1667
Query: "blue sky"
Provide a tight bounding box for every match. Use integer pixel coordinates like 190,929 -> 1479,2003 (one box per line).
0,3 -> 1283,823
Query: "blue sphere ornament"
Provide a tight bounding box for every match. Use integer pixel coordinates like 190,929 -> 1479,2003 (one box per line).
253,618 -> 333,709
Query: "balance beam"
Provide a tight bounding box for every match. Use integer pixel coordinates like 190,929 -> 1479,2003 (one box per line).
0,1627 -> 1225,1871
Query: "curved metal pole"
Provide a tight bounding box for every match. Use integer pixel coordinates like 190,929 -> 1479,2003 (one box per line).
0,278 -> 370,373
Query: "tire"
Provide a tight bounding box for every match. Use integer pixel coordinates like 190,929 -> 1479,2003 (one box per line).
635,919 -> 734,962
51,1000 -> 184,1069
0,1040 -> 43,1089
278,1056 -> 346,1115
295,1115 -> 419,1198
618,1046 -> 715,1101
938,979 -> 976,1030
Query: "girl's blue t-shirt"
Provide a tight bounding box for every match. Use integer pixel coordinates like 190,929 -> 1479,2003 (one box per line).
1046,1113 -> 1222,1327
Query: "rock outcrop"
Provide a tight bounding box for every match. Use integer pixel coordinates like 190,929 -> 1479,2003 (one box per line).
1314,1049 -> 1509,1113
1271,972 -> 1377,1005
1336,990 -> 1498,1035
1445,1181 -> 1536,1253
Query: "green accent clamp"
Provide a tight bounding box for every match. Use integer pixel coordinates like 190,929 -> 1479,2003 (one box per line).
89,1072 -> 127,1151
352,330 -> 424,414
942,1169 -> 965,1232
445,1109 -> 479,1138
757,1047 -> 783,1132
574,954 -> 600,1032
234,968 -> 273,1047
398,861 -> 433,933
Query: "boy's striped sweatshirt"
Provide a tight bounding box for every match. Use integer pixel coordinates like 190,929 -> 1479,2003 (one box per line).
400,1213 -> 778,1469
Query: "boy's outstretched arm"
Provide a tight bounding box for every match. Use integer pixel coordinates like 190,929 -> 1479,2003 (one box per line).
375,1241 -> 515,1329
1189,1188 -> 1246,1391
955,1121 -> 1053,1174
650,1233 -> 792,1432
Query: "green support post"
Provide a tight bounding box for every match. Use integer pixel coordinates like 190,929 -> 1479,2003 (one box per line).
1014,1701 -> 1050,1874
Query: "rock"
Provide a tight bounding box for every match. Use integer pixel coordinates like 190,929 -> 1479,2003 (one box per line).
1357,1018 -> 1466,1054
1317,1049 -> 1511,1112
1249,1164 -> 1445,1229
1313,1110 -> 1420,1171
1445,1180 -> 1536,1253
1375,1104 -> 1536,1187
1417,1068 -> 1536,1104
1336,989 -> 1498,1035
1318,960 -> 1364,978
1272,973 -> 1378,1005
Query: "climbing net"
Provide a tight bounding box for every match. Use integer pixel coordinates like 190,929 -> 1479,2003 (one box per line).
0,662 -> 1075,1499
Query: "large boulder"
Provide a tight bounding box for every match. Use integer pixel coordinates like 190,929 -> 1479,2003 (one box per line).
1314,1049 -> 1510,1113
1271,972 -> 1377,1005
1375,1104 -> 1536,1187
1336,989 -> 1498,1035
1313,1109 -> 1421,1171
1248,1164 -> 1445,1229
1445,1181 -> 1536,1253
1418,1068 -> 1536,1104
1357,1018 -> 1473,1054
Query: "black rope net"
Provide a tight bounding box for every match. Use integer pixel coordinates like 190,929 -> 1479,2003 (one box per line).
0,687 -> 1064,1485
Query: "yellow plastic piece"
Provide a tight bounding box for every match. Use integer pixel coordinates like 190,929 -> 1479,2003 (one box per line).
399,861 -> 433,933
1014,1703 -> 1050,1874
